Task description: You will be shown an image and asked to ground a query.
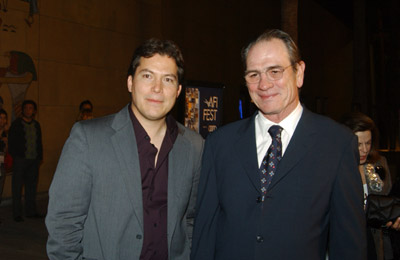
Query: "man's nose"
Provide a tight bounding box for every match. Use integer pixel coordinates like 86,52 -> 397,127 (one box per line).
258,73 -> 274,90
152,78 -> 163,92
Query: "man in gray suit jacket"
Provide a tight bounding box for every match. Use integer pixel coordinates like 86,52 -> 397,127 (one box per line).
191,29 -> 366,259
46,39 -> 204,260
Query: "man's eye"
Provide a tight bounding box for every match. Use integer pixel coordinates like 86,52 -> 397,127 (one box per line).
270,69 -> 281,75
163,77 -> 176,85
248,72 -> 259,78
142,73 -> 152,79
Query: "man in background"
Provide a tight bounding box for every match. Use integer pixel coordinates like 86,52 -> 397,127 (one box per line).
77,100 -> 94,121
8,100 -> 43,222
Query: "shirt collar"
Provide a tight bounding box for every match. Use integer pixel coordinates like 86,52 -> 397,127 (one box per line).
128,104 -> 179,144
256,102 -> 303,137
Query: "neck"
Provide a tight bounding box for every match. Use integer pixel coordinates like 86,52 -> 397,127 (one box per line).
138,117 -> 167,166
133,111 -> 167,145
132,109 -> 169,167
142,120 -> 167,141
263,101 -> 299,124
22,116 -> 33,122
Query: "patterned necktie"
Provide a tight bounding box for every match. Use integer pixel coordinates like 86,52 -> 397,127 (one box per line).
260,125 -> 283,201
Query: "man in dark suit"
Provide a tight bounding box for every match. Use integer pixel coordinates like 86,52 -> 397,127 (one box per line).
191,29 -> 366,260
46,39 -> 204,260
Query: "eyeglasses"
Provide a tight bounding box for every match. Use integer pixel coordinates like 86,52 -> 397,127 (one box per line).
244,64 -> 293,84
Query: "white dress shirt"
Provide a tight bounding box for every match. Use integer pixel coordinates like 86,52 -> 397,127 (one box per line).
255,103 -> 303,167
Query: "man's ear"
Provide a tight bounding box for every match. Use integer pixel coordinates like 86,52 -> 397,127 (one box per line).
176,84 -> 182,98
127,75 -> 133,93
296,61 -> 306,89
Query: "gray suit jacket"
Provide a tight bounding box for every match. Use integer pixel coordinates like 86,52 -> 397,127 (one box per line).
46,105 -> 204,260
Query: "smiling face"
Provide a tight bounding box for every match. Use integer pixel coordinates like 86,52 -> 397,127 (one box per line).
245,39 -> 305,123
127,54 -> 182,125
355,130 -> 372,165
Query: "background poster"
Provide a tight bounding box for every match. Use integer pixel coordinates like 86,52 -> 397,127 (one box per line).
184,83 -> 223,138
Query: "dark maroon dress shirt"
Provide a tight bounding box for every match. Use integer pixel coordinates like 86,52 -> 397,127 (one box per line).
129,107 -> 178,260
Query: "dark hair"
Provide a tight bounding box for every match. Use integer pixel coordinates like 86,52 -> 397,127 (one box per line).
127,38 -> 184,84
79,100 -> 93,112
22,100 -> 37,111
342,112 -> 379,163
241,29 -> 301,72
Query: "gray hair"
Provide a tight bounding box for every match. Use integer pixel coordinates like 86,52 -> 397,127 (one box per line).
241,29 -> 301,72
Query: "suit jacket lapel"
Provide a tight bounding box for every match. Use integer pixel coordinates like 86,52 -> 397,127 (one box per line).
268,108 -> 318,191
110,105 -> 144,229
167,125 -> 190,241
233,114 -> 261,191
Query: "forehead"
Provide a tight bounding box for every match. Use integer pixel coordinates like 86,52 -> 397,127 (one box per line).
136,54 -> 178,74
355,130 -> 372,142
246,39 -> 290,68
24,104 -> 35,109
0,114 -> 6,118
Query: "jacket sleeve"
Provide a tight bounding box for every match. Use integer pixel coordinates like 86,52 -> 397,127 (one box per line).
36,121 -> 43,161
378,156 -> 392,195
7,120 -> 19,157
191,136 -> 220,260
328,135 -> 367,260
45,122 -> 92,260
186,137 -> 204,243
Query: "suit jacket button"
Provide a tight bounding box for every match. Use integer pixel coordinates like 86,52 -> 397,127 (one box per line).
256,196 -> 262,203
256,235 -> 264,242
136,234 -> 142,239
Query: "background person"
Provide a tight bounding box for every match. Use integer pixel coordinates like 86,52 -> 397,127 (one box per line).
8,100 -> 43,222
76,100 -> 94,121
0,109 -> 8,205
342,111 -> 400,260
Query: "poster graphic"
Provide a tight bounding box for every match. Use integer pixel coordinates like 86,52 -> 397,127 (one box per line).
185,83 -> 223,138
0,51 -> 37,120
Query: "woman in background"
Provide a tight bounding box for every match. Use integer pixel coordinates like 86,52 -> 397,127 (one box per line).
343,112 -> 400,260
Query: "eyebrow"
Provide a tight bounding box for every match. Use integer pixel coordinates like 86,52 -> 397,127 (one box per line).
245,65 -> 284,73
138,69 -> 177,79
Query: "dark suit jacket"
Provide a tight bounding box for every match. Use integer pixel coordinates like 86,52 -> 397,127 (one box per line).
191,107 -> 366,260
46,105 -> 204,260
8,117 -> 43,160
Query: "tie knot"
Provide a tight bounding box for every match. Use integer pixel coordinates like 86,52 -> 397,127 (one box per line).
268,125 -> 283,138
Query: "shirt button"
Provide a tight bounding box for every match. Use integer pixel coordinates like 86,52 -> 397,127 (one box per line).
256,235 -> 264,243
136,234 -> 142,239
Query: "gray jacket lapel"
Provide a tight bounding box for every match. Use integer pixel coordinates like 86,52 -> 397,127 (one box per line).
268,108 -> 318,191
167,125 -> 190,241
110,105 -> 143,230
